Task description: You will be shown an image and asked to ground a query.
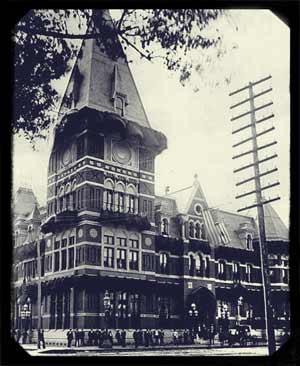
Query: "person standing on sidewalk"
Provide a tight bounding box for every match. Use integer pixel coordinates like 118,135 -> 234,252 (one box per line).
66,329 -> 73,348
154,329 -> 159,345
208,323 -> 215,347
37,329 -> 46,349
173,329 -> 179,345
121,329 -> 126,348
133,329 -> 139,349
74,328 -> 80,347
159,329 -> 164,345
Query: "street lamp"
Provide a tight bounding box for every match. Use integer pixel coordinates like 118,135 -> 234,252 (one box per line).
188,303 -> 199,333
102,290 -> 113,348
237,296 -> 243,325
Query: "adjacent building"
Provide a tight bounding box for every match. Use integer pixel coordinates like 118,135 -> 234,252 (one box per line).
11,10 -> 289,335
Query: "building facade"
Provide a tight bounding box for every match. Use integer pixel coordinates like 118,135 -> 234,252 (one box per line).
12,10 -> 290,334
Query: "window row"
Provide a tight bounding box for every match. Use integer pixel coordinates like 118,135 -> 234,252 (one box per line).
217,260 -> 255,283
103,235 -> 139,248
188,253 -> 210,277
103,189 -> 138,213
103,247 -> 139,270
188,221 -> 206,240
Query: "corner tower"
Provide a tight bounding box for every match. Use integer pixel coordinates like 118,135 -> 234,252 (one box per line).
42,10 -> 167,330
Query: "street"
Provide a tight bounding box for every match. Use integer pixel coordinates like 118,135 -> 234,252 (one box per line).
23,344 -> 268,357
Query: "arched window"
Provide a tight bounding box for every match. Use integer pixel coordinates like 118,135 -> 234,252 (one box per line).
189,221 -> 195,238
204,257 -> 210,277
218,260 -> 226,280
160,253 -> 169,274
127,185 -> 136,213
189,254 -> 195,276
195,222 -> 201,239
115,182 -> 125,212
115,96 -> 125,116
246,234 -> 253,250
246,264 -> 252,282
104,180 -> 114,210
162,218 -> 169,235
200,223 -> 206,240
195,253 -> 203,277
232,262 -> 240,282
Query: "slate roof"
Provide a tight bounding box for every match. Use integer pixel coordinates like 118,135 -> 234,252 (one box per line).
14,187 -> 38,219
210,209 -> 257,250
262,203 -> 289,241
59,10 -> 150,128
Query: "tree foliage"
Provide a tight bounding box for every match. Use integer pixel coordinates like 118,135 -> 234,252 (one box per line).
13,9 -> 224,143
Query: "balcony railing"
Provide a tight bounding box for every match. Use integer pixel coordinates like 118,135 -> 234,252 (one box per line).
41,210 -> 78,234
99,204 -> 151,231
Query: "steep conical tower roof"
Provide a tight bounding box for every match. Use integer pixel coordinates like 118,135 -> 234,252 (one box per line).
59,9 -> 150,128
263,203 -> 289,241
14,187 -> 38,218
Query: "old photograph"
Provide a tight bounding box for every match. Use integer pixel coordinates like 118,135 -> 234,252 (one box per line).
10,8 -> 291,357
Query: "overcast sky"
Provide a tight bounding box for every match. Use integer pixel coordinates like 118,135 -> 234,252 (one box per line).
13,9 -> 290,226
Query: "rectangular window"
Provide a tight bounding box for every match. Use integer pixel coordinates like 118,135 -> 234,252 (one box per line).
148,200 -> 153,220
69,236 -> 75,246
104,247 -> 114,268
117,249 -> 127,269
117,237 -> 127,247
61,238 -> 67,248
129,239 -> 139,249
54,252 -> 60,272
61,250 -> 67,270
68,247 -> 74,269
143,200 -> 148,214
95,189 -> 101,209
104,235 -> 114,245
77,135 -> 85,159
90,187 -> 95,208
129,250 -> 139,270
54,240 -> 60,250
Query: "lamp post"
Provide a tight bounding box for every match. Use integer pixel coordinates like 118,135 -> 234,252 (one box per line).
237,296 -> 243,325
188,303 -> 199,333
103,290 -> 113,348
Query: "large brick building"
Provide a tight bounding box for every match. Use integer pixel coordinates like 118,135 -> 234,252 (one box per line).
12,10 -> 289,335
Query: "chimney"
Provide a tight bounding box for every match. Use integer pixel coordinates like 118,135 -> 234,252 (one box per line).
165,186 -> 170,195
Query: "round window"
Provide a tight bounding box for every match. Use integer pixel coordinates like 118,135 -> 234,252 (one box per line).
194,203 -> 203,216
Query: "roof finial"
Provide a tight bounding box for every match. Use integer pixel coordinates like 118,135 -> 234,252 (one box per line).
193,173 -> 199,186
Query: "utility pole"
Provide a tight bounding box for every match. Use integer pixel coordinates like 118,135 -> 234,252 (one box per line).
229,75 -> 280,355
36,224 -> 42,330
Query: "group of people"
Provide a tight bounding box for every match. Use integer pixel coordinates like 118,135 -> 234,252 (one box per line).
66,328 -> 127,348
11,329 -> 31,345
132,329 -> 164,348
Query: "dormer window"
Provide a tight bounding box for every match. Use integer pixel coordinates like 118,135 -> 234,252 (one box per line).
216,222 -> 230,244
195,222 -> 201,239
246,234 -> 253,250
115,96 -> 125,116
189,221 -> 195,238
162,218 -> 169,236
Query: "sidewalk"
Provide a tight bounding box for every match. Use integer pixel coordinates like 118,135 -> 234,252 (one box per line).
22,341 -> 268,356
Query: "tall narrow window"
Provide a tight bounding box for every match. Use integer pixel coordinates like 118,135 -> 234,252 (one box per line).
115,96 -> 125,116
189,255 -> 195,276
162,218 -> 169,235
129,195 -> 135,213
195,222 -> 201,239
189,221 -> 195,238
104,247 -> 114,268
246,264 -> 252,282
218,260 -> 226,280
117,249 -> 127,269
160,253 -> 168,274
129,250 -> 139,270
195,253 -> 203,276
246,234 -> 253,250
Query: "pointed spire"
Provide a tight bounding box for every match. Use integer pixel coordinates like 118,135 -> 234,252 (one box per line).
59,9 -> 150,128
193,173 -> 199,187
